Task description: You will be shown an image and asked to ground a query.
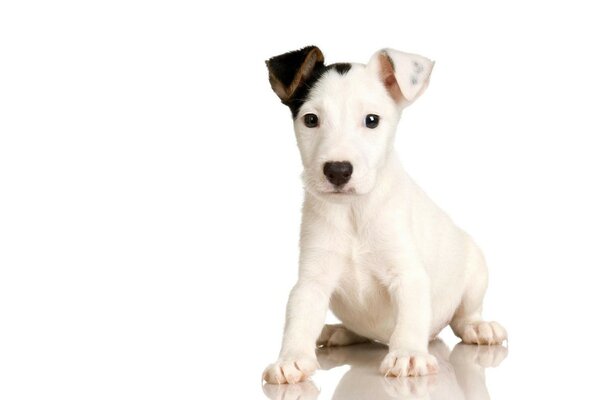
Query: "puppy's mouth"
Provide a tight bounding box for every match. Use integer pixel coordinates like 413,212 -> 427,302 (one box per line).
321,187 -> 357,195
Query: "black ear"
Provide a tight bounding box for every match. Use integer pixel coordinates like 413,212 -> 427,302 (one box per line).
265,46 -> 325,105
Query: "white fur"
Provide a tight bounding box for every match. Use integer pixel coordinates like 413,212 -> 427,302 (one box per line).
263,49 -> 506,384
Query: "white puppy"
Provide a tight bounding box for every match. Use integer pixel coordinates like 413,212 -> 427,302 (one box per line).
262,46 -> 507,384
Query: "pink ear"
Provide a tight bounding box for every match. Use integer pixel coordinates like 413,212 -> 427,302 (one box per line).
377,52 -> 403,103
368,49 -> 434,106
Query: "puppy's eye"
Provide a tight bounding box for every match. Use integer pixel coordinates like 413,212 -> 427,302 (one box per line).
365,114 -> 380,129
303,113 -> 319,128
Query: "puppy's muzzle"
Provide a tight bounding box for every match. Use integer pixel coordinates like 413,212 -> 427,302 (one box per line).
323,161 -> 353,187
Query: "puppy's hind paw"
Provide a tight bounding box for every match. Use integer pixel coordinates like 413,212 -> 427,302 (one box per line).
460,321 -> 507,345
317,324 -> 369,347
262,357 -> 319,384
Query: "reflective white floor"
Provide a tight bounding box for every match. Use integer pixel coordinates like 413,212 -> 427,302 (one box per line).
263,340 -> 507,400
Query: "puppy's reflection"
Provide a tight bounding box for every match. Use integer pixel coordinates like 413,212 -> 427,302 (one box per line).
263,340 -> 507,400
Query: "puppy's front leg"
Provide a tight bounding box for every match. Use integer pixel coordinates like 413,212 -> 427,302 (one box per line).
263,250 -> 342,384
380,261 -> 439,377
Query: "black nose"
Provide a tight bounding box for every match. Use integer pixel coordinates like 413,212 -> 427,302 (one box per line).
323,161 -> 353,186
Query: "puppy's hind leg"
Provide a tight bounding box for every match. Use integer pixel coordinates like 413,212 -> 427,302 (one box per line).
450,244 -> 507,345
317,324 -> 370,347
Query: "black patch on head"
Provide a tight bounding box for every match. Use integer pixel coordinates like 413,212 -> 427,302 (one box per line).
287,63 -> 327,118
287,62 -> 353,117
266,47 -> 354,119
266,46 -> 327,118
266,46 -> 321,89
331,63 -> 352,75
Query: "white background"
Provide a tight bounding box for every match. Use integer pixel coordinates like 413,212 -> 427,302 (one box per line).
1,1 -> 599,398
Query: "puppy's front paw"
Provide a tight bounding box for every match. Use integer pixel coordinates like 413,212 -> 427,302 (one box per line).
262,356 -> 319,384
379,350 -> 438,377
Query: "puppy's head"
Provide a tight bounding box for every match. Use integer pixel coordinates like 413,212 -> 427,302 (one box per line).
266,46 -> 433,201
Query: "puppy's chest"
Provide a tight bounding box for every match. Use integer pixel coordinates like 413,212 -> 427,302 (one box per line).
335,234 -> 387,302
322,206 -> 399,304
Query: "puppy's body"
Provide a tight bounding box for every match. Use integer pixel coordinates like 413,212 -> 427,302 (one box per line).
318,156 -> 476,343
263,47 -> 506,384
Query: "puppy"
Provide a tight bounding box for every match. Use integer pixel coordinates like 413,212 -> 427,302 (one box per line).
262,46 -> 507,384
